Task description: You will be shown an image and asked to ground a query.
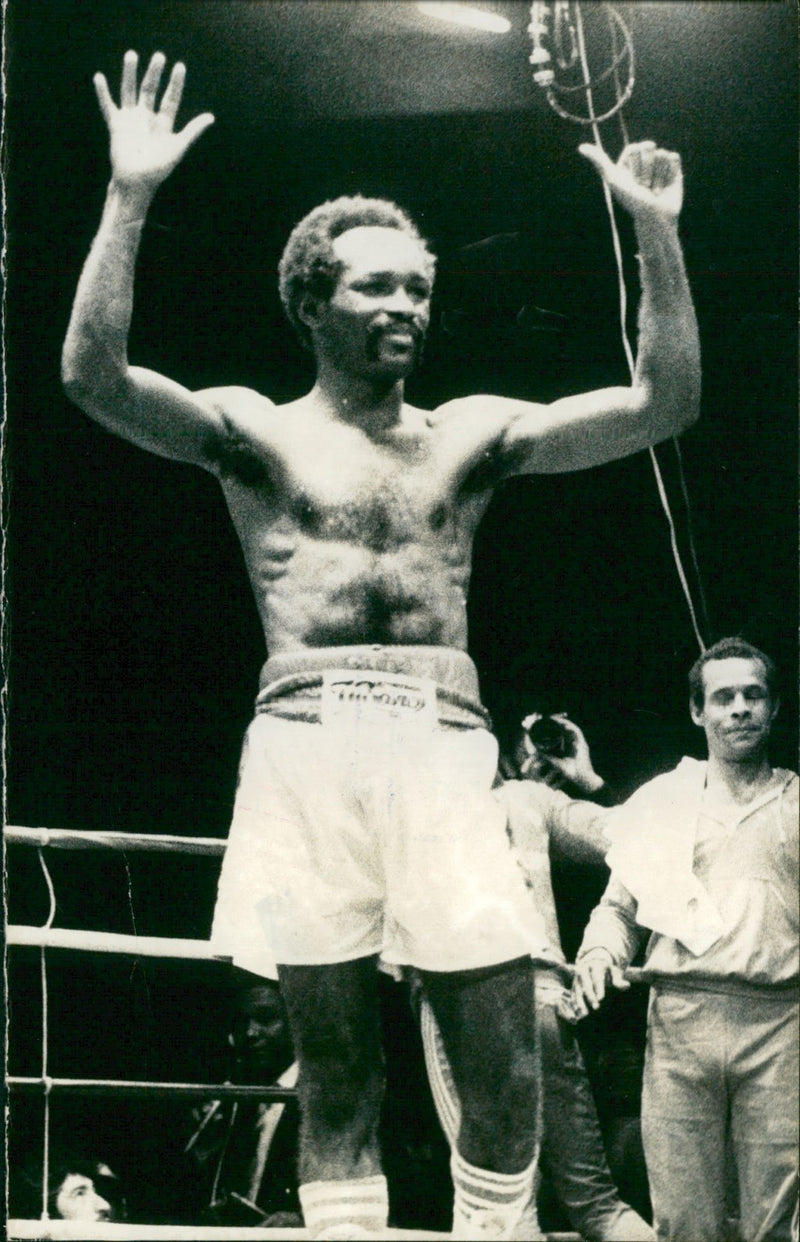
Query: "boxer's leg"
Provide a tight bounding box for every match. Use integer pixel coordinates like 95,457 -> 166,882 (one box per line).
422,957 -> 543,1239
278,957 -> 389,1239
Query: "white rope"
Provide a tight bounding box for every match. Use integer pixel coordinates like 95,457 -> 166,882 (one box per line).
673,435 -> 711,636
37,848 -> 58,1222
8,1077 -> 296,1100
7,925 -> 233,960
5,825 -> 227,855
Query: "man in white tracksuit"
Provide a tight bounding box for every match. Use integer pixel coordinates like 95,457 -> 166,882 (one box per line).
573,637 -> 798,1242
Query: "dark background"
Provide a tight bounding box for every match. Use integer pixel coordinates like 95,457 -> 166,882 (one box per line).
5,0 -> 798,1223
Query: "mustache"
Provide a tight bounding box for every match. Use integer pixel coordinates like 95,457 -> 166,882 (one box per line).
366,320 -> 426,362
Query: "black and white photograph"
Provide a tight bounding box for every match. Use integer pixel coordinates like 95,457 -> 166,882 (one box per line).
4,2 -> 798,1239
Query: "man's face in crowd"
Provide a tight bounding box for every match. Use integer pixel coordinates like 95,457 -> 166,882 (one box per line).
691,656 -> 778,762
55,1171 -> 115,1222
308,226 -> 432,380
229,983 -> 294,1083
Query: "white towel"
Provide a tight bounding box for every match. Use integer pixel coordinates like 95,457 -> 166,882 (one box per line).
604,758 -> 726,955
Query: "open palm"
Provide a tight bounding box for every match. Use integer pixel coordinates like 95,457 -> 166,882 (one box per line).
94,51 -> 214,192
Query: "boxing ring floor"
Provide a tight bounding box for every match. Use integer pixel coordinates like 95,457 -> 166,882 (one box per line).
7,1224 -> 582,1240
6,1222 -> 454,1240
5,823 -> 581,1242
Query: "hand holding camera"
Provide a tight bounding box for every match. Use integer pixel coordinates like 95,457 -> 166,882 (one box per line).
520,713 -> 604,796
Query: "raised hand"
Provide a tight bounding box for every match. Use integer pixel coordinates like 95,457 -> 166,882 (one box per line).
94,51 -> 214,195
519,713 -> 603,795
578,140 -> 684,222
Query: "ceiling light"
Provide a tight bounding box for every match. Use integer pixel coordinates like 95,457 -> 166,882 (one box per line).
416,3 -> 511,34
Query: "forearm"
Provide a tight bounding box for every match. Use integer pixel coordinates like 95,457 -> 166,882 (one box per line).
494,213 -> 700,473
631,212 -> 701,438
61,180 -> 154,413
577,877 -> 644,969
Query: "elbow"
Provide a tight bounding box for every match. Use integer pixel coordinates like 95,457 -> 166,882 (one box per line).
61,345 -> 125,418
676,343 -> 702,434
636,355 -> 701,443
667,332 -> 703,436
671,372 -> 701,437
61,354 -> 86,408
61,341 -> 93,408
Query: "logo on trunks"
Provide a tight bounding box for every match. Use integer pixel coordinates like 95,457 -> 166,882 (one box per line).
321,670 -> 438,728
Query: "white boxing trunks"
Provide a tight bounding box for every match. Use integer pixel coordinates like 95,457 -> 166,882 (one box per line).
211,646 -> 556,976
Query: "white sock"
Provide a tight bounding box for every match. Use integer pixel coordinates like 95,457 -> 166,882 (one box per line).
299,1175 -> 389,1239
451,1149 -> 541,1239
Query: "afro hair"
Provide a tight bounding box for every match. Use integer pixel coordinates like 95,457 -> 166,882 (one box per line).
278,195 -> 435,347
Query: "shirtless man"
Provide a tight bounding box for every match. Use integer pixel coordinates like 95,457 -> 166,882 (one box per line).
62,52 -> 700,1240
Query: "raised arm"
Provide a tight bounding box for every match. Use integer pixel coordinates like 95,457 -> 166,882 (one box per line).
477,141 -> 701,476
61,52 -> 224,466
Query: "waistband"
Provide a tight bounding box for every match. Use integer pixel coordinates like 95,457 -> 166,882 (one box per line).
649,974 -> 800,1001
256,646 -> 491,730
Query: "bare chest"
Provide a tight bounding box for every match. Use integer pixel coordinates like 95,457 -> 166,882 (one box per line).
221,417 -> 473,553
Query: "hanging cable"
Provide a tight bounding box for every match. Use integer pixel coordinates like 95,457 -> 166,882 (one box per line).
530,2 -> 707,652
673,437 -> 712,637
608,4 -> 630,150
573,5 -> 706,652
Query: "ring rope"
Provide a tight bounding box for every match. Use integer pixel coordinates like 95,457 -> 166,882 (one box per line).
8,1077 -> 296,1101
7,925 -> 233,959
6,825 -> 227,854
8,821 -> 638,1240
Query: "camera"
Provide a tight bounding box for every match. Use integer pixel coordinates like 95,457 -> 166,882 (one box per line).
525,715 -> 575,759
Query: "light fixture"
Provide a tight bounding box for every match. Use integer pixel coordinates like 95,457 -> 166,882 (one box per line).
416,3 -> 511,34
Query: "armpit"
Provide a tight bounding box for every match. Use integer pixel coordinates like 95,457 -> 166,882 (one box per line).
460,441 -> 508,494
203,410 -> 274,490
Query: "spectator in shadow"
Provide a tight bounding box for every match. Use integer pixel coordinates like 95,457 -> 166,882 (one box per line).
13,1153 -> 127,1224
182,970 -> 301,1228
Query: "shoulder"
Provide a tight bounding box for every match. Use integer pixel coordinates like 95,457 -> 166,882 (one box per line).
428,393 -> 540,429
192,387 -> 286,482
775,769 -> 799,811
606,758 -> 706,846
195,385 -> 278,418
627,757 -> 706,803
194,386 -> 283,451
428,393 -> 556,481
427,395 -> 546,482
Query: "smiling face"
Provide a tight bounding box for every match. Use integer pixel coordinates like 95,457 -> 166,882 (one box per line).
690,656 -> 778,763
303,226 -> 433,380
